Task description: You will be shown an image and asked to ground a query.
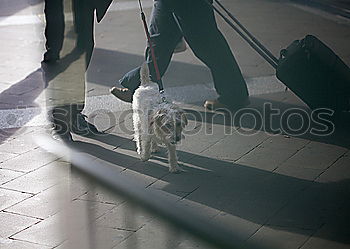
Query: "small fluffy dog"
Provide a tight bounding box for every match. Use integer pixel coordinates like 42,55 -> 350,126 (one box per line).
132,63 -> 188,173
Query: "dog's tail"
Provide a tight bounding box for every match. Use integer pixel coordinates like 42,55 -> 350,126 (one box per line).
140,62 -> 150,86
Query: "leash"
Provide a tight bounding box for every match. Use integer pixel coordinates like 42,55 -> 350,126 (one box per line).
138,0 -> 167,102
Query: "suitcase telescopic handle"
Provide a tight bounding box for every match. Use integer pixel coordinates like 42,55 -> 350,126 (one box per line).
213,0 -> 279,65
208,0 -> 279,70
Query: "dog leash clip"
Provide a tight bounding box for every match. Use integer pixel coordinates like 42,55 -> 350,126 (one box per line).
159,90 -> 167,103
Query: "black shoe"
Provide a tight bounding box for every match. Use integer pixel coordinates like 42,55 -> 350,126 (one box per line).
43,51 -> 60,63
71,113 -> 99,136
49,126 -> 73,142
110,87 -> 133,103
204,98 -> 250,111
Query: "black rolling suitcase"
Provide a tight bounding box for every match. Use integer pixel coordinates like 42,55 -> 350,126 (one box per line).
277,35 -> 350,111
210,0 -> 350,113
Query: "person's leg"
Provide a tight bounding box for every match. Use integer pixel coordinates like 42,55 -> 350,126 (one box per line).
43,0 -> 65,61
172,0 -> 249,107
69,0 -> 98,134
73,0 -> 95,67
119,0 -> 183,92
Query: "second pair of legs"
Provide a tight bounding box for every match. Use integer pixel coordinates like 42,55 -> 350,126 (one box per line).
111,0 -> 250,111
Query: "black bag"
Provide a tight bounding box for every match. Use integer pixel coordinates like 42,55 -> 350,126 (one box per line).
210,0 -> 350,113
276,35 -> 350,111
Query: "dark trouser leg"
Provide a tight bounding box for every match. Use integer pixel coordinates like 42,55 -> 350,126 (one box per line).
119,0 -> 183,92
70,1 -> 98,134
173,0 -> 248,105
73,0 -> 95,68
69,0 -> 95,115
44,0 -> 64,55
44,0 -> 96,137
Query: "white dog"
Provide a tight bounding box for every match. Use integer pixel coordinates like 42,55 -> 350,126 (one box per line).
132,63 -> 188,173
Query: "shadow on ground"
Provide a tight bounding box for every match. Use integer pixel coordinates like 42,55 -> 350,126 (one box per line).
70,123 -> 350,245
0,48 -> 87,144
185,92 -> 350,148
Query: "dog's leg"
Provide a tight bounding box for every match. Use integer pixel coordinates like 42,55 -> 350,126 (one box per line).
151,139 -> 159,153
140,135 -> 152,162
167,144 -> 181,173
135,135 -> 142,155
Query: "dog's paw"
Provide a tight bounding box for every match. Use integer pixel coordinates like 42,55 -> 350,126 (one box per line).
151,143 -> 160,153
169,165 -> 184,173
151,147 -> 160,153
140,154 -> 150,162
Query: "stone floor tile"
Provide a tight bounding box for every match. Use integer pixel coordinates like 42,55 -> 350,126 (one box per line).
0,148 -> 58,172
0,188 -> 32,211
96,202 -> 153,231
105,122 -> 134,140
94,158 -> 131,172
150,178 -> 197,203
6,184 -> 71,219
259,135 -> 309,151
149,186 -> 186,203
0,152 -> 17,163
2,161 -> 70,194
266,181 -> 346,231
301,237 -> 350,249
0,168 -> 23,185
149,161 -> 214,196
0,127 -> 37,143
237,145 -> 297,171
212,213 -> 261,241
177,123 -> 227,155
176,198 -> 221,220
0,211 -> 39,238
78,184 -> 125,206
316,154 -> 350,183
0,132 -> 39,154
248,225 -> 313,249
184,171 -> 305,225
11,213 -> 65,247
72,134 -> 119,151
86,111 -> 120,134
120,169 -> 162,188
67,170 -> 98,200
65,199 -> 116,230
12,199 -> 115,247
125,158 -> 172,183
100,146 -> 140,169
174,235 -> 218,249
201,131 -> 269,161
306,218 -> 350,247
112,218 -> 181,249
274,163 -> 322,181
0,238 -> 51,249
104,114 -> 134,140
284,141 -> 347,170
55,226 -> 132,249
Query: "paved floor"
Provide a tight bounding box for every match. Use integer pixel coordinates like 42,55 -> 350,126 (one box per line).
291,0 -> 350,19
1,0 -> 350,248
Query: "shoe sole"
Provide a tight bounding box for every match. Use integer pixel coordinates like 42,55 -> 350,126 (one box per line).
110,87 -> 133,103
204,99 -> 250,111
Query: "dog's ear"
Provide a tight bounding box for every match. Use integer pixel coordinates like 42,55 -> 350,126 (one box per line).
182,112 -> 188,126
150,110 -> 167,127
140,62 -> 150,84
177,111 -> 188,127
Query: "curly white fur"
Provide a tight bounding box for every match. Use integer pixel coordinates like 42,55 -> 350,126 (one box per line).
132,63 -> 187,173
